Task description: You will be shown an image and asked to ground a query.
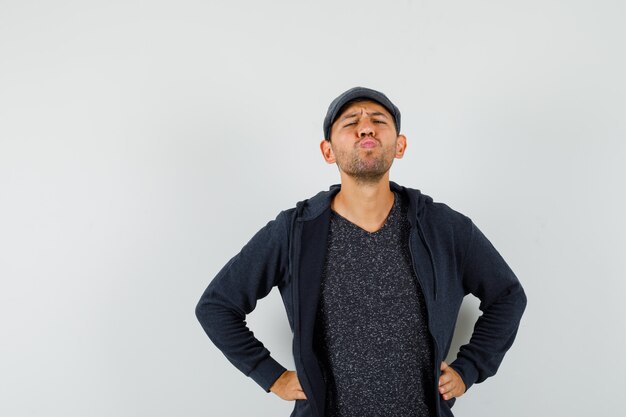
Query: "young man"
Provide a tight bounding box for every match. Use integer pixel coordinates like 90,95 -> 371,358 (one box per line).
196,87 -> 527,417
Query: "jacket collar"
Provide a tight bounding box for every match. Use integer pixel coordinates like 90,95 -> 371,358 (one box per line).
296,180 -> 432,222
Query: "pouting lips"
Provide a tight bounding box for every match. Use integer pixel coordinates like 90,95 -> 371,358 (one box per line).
358,138 -> 379,148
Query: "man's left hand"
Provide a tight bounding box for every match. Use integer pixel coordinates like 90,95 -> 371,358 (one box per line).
439,361 -> 466,401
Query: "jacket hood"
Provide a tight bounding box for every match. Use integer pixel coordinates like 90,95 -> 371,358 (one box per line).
296,181 -> 433,221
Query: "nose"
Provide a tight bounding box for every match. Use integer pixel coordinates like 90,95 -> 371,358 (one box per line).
357,118 -> 375,137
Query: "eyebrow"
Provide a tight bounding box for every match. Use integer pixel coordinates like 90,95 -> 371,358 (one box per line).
340,111 -> 389,122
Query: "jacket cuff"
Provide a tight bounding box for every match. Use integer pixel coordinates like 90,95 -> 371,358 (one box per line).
248,356 -> 287,392
449,358 -> 479,392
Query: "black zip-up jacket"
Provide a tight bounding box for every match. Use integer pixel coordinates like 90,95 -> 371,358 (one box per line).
196,182 -> 527,417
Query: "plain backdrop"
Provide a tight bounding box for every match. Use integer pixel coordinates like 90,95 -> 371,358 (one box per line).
1,1 -> 625,416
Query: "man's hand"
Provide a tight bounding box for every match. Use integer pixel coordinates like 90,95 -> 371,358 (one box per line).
439,361 -> 466,401
269,370 -> 308,401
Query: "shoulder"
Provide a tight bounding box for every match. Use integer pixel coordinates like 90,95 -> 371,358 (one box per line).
398,183 -> 473,228
266,186 -> 334,231
428,200 -> 472,225
272,185 -> 339,223
397,185 -> 475,249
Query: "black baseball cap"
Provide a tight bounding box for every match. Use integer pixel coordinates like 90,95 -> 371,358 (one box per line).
323,86 -> 401,140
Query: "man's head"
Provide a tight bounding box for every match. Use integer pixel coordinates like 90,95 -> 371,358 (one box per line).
320,87 -> 407,185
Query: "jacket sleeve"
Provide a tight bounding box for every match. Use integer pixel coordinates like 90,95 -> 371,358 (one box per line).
450,220 -> 527,391
195,211 -> 290,392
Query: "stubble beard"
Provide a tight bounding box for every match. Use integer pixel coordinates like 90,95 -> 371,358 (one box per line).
334,141 -> 396,185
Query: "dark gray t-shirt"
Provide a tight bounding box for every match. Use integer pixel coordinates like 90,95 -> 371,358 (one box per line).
314,192 -> 435,417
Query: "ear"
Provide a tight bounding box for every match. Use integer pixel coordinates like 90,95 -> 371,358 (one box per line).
395,134 -> 407,159
320,139 -> 336,164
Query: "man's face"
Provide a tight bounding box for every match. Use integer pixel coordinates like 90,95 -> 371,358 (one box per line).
320,100 -> 406,184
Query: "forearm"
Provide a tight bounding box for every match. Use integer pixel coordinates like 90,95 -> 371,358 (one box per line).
195,211 -> 291,391
196,292 -> 287,391
450,283 -> 527,389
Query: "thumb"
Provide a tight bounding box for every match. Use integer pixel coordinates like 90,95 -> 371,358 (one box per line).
440,361 -> 448,371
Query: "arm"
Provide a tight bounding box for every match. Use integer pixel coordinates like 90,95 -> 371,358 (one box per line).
449,220 -> 528,391
195,211 -> 290,392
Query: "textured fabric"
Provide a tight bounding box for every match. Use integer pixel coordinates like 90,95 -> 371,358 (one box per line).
315,193 -> 434,417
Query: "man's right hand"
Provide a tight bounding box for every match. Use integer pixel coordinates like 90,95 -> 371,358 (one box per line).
269,370 -> 308,401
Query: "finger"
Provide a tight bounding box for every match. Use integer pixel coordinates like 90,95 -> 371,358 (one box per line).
439,381 -> 460,392
442,392 -> 455,401
439,372 -> 452,386
439,377 -> 461,394
439,378 -> 453,389
445,383 -> 465,398
439,382 -> 454,395
295,390 -> 307,400
446,387 -> 462,399
439,383 -> 460,399
440,361 -> 448,371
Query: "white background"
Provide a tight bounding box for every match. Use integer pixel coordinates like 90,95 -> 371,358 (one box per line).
1,1 -> 625,416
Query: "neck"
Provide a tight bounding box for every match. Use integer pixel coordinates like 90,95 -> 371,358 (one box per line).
331,172 -> 395,233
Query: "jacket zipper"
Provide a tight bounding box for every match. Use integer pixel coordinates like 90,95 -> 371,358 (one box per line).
290,212 -> 321,417
408,226 -> 442,417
